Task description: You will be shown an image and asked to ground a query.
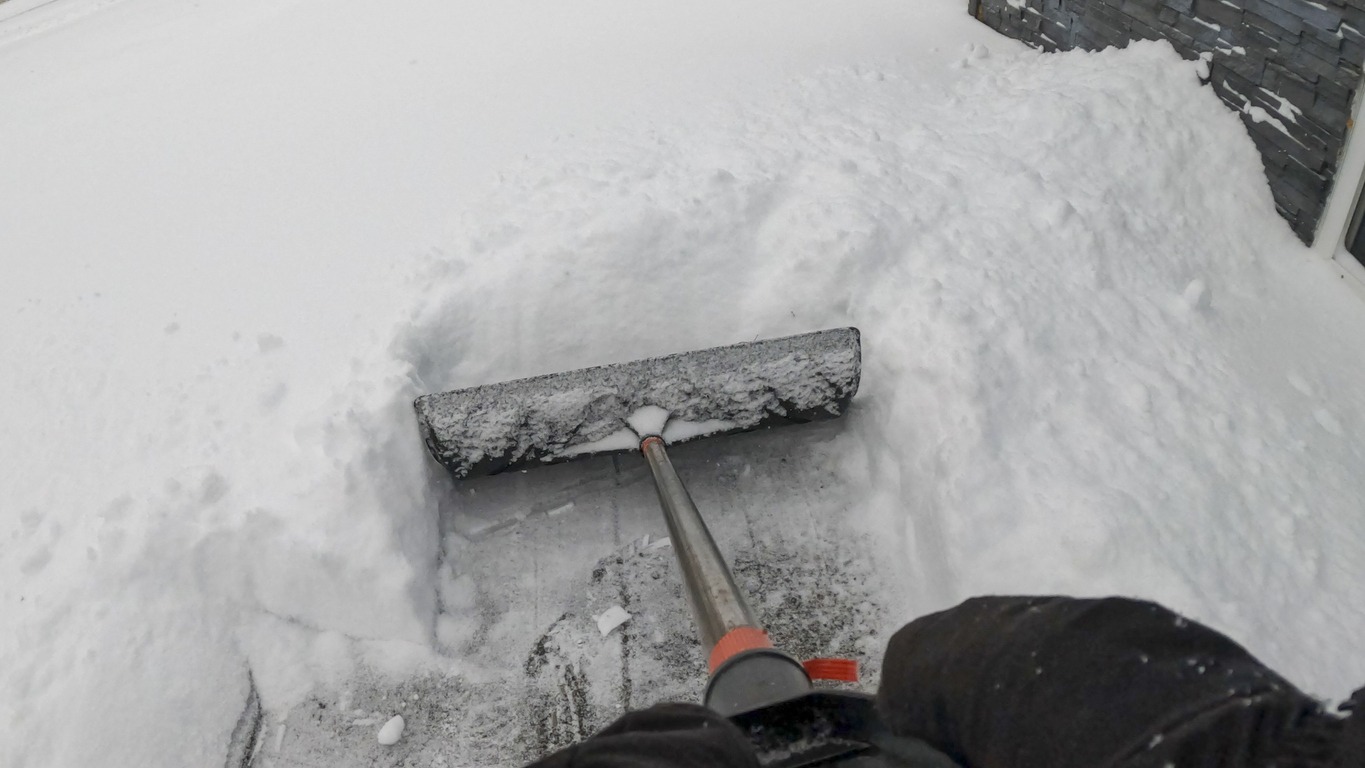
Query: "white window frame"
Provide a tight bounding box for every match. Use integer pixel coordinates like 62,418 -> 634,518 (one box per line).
1314,74 -> 1365,298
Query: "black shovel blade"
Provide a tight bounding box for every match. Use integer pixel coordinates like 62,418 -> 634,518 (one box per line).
414,327 -> 861,479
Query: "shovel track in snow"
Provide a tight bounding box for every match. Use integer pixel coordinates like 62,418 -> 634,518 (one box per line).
517,533 -> 888,762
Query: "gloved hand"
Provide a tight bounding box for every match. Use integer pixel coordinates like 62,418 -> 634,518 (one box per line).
875,596 -> 1360,768
526,596 -> 1361,768
525,701 -> 758,768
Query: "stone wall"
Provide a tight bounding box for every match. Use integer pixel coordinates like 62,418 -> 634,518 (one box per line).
969,0 -> 1365,244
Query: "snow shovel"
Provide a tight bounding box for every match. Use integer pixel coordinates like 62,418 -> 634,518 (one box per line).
415,328 -> 959,767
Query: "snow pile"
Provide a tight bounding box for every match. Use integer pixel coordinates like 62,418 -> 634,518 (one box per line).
5,0 -> 1365,764
1,338 -> 438,766
3,1 -> 981,765
399,40 -> 1365,700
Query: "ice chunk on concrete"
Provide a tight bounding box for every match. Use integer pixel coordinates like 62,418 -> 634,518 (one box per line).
596,605 -> 632,637
377,715 -> 405,746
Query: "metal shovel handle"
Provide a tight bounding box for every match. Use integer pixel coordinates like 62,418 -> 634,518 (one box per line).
640,436 -> 814,716
639,435 -> 759,651
638,436 -> 962,768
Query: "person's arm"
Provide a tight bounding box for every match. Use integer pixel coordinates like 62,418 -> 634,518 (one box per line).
524,596 -> 1363,768
875,596 -> 1361,768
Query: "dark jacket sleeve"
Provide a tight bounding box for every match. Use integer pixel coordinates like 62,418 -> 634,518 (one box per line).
875,596 -> 1357,768
525,702 -> 758,768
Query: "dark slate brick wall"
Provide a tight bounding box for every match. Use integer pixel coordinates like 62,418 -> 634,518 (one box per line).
968,0 -> 1365,244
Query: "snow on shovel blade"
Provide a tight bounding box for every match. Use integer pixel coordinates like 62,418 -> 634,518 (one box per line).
415,327 -> 861,479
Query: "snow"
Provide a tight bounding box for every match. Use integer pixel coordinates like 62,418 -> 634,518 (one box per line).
595,605 -> 633,637
3,0 -> 1365,766
1220,78 -> 1301,141
662,418 -> 741,443
565,427 -> 643,457
1244,104 -> 1294,136
546,501 -> 577,518
1182,278 -> 1213,313
564,406 -> 739,456
376,715 -> 405,746
1259,89 -> 1304,124
626,405 -> 672,439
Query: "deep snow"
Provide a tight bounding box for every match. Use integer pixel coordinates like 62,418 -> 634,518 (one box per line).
3,0 -> 1365,765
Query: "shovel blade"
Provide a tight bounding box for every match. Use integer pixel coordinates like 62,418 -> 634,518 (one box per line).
415,327 -> 861,479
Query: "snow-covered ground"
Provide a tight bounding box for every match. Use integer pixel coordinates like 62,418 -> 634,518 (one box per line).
4,0 -> 1365,765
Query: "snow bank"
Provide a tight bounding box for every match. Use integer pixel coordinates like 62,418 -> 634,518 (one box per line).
400,40 -> 1365,702
3,0 -> 993,764
6,0 -> 1365,764
0,337 -> 438,765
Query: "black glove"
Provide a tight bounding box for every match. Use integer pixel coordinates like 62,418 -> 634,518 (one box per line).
525,596 -> 1361,768
876,595 -> 1357,768
525,702 -> 758,768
